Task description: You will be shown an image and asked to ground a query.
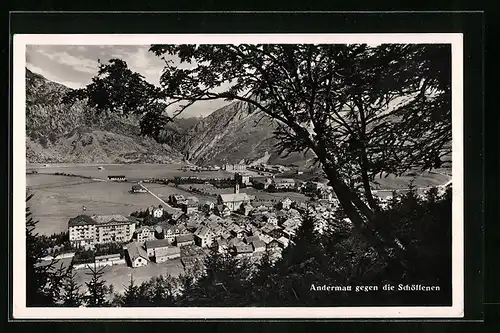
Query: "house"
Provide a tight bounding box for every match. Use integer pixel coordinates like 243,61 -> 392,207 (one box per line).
131,184 -> 147,193
94,253 -> 125,267
170,194 -> 188,207
216,204 -> 231,217
259,233 -> 274,246
235,173 -> 251,186
234,244 -> 254,257
68,214 -> 136,247
281,220 -> 301,234
125,242 -> 149,268
221,230 -> 232,240
217,184 -> 251,212
251,177 -> 272,190
181,197 -> 199,214
279,197 -> 293,210
193,226 -> 215,247
215,238 -> 229,253
245,235 -> 261,245
144,239 -> 172,258
108,175 -> 127,181
293,201 -> 309,212
239,202 -> 254,216
203,201 -> 216,214
176,234 -> 195,247
260,224 -> 276,235
272,178 -> 296,190
228,237 -> 245,248
154,246 -> 181,263
262,212 -> 278,226
282,228 -> 296,238
160,223 -> 188,242
277,236 -> 290,249
152,205 -> 164,218
223,163 -> 247,171
229,224 -> 245,239
267,239 -> 281,250
154,225 -> 164,239
252,240 -> 266,253
135,226 -> 156,244
268,228 -> 285,239
304,181 -> 327,192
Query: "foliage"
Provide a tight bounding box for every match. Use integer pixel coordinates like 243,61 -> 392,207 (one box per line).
66,44 -> 451,274
120,276 -> 141,307
84,264 -> 109,307
26,193 -> 70,306
60,270 -> 84,307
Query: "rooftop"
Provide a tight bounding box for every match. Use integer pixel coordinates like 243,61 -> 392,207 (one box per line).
68,215 -> 96,227
235,244 -> 254,254
194,226 -> 211,238
92,214 -> 133,224
252,240 -> 266,249
126,242 -> 149,262
218,193 -> 251,203
176,234 -> 194,243
95,253 -> 121,261
145,239 -> 172,249
155,246 -> 180,257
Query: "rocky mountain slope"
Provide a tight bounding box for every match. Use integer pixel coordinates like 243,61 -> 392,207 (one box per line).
26,69 -> 184,164
26,68 -> 315,167
179,100 -> 318,167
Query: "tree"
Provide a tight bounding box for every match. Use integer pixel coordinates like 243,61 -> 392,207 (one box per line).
26,193 -> 64,306
61,270 -> 84,307
65,44 -> 451,272
84,263 -> 109,307
137,275 -> 178,306
121,276 -> 140,307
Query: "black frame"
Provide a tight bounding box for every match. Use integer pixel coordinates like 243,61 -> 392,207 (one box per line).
7,11 -> 484,325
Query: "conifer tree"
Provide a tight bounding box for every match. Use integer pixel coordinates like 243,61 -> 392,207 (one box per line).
121,276 -> 140,307
84,263 -> 108,307
61,270 -> 84,307
26,193 -> 58,306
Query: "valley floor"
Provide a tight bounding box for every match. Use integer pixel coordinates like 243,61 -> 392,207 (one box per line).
26,164 -> 451,235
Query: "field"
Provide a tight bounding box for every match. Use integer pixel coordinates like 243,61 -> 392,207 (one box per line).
180,183 -> 310,203
27,163 -> 233,181
26,164 -> 450,235
74,259 -> 185,295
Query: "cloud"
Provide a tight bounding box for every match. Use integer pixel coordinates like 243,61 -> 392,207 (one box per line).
26,63 -> 85,89
34,48 -> 99,74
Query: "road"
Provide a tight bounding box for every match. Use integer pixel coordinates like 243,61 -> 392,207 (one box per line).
138,183 -> 182,211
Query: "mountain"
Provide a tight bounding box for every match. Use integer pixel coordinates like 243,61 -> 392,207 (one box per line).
26,68 -> 184,164
25,68 -> 315,167
179,100 -> 318,167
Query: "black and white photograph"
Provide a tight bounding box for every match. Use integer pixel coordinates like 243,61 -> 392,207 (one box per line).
12,33 -> 464,319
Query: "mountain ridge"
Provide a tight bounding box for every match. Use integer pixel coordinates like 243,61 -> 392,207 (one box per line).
25,68 -> 315,167
26,68 -> 184,164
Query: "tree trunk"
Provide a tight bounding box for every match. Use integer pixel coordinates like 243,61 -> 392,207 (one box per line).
322,164 -> 410,273
358,150 -> 380,211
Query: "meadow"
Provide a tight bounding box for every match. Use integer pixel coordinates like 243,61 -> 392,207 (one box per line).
26,164 -> 450,235
25,164 -> 233,235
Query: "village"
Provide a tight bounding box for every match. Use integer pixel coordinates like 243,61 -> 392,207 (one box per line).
39,162 -> 450,287
39,163 -> 349,277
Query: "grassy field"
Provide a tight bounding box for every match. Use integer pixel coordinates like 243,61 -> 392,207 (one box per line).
26,173 -> 184,235
74,259 -> 185,295
26,164 -> 450,235
27,163 -> 233,181
181,183 -> 310,202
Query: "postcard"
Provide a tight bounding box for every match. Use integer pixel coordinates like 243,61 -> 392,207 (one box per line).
12,33 -> 463,319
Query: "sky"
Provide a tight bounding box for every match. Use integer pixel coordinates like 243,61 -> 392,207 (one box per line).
25,45 -> 229,118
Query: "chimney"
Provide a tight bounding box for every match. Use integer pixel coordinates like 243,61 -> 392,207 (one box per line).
235,183 -> 240,194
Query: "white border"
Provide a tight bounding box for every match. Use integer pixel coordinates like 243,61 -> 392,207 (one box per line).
12,33 -> 464,319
